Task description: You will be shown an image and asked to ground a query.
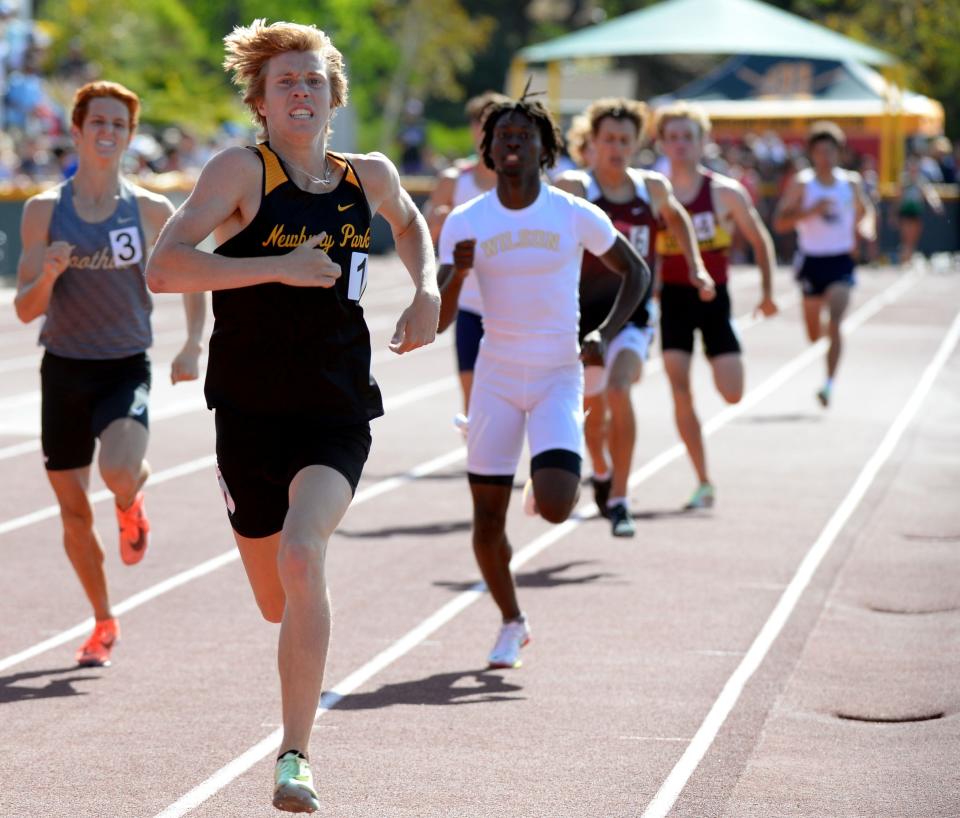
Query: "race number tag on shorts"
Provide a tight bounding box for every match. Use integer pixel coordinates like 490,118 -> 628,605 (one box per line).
629,225 -> 650,259
347,252 -> 368,301
692,212 -> 717,242
108,227 -> 143,268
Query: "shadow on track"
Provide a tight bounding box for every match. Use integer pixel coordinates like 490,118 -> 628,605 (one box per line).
0,666 -> 100,705
337,519 -> 472,539
736,412 -> 823,424
434,560 -> 619,594
329,668 -> 524,710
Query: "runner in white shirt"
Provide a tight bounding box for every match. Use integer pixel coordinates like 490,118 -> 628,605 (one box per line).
774,121 -> 875,407
424,91 -> 508,431
437,96 -> 649,669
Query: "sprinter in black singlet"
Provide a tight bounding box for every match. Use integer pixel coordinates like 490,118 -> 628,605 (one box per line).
147,20 -> 440,814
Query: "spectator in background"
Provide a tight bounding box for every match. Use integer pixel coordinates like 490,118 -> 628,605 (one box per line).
399,97 -> 428,174
890,154 -> 944,265
4,53 -> 47,131
931,136 -> 956,185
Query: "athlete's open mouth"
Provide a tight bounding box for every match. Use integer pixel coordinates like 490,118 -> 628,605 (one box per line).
290,108 -> 314,119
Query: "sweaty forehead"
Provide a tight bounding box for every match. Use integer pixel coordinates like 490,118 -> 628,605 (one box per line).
266,50 -> 328,78
495,110 -> 538,129
596,117 -> 638,139
85,97 -> 129,123
664,118 -> 700,139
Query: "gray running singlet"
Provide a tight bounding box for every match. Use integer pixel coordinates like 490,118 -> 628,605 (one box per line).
39,177 -> 152,359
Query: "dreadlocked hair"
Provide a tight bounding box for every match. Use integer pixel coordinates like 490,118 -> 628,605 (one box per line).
479,95 -> 563,172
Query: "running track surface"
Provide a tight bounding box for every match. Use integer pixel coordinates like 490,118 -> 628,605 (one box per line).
0,258 -> 958,818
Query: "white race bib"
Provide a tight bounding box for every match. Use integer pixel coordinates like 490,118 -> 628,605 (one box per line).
108,226 -> 143,268
347,252 -> 368,301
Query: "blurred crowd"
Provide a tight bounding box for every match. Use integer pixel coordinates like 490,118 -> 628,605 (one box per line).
1,0 -> 957,239
0,5 -> 247,188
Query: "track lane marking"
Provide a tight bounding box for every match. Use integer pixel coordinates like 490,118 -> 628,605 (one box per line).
0,287 -> 793,461
152,269 -> 924,817
640,293 -> 959,818
0,372 -> 464,539
0,446 -> 466,674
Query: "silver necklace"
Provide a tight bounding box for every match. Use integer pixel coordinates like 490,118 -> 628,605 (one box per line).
279,152 -> 334,187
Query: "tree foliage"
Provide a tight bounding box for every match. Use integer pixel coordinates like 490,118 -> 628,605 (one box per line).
35,0 -> 958,147
39,0 -> 238,133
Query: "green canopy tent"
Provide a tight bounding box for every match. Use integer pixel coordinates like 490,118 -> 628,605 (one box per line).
517,0 -> 893,65
512,0 -> 911,182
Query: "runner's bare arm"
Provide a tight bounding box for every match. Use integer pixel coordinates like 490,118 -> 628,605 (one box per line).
13,195 -> 66,323
647,174 -> 713,292
437,238 -> 477,332
136,190 -> 207,382
552,172 -> 586,197
146,148 -> 341,293
773,177 -> 827,232
423,169 -> 457,245
721,184 -> 778,316
582,234 -> 650,364
354,152 -> 440,354
849,173 -> 878,242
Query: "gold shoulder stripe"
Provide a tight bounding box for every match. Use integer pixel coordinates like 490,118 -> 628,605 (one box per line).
257,144 -> 288,195
328,152 -> 360,189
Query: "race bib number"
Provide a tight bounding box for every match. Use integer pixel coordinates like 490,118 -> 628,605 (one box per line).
347,252 -> 368,301
692,212 -> 717,243
108,227 -> 143,268
629,225 -> 650,259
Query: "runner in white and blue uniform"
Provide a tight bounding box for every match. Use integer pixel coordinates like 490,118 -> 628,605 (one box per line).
774,121 -> 875,407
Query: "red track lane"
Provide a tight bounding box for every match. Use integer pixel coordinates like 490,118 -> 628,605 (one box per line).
0,260 -> 957,818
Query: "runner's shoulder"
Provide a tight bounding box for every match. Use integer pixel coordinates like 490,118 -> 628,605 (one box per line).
21,185 -> 60,234
708,169 -> 752,204
635,168 -> 672,195
552,168 -> 589,195
129,180 -> 174,209
197,145 -> 263,186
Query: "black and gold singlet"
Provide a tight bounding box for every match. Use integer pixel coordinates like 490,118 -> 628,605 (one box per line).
204,143 -> 383,423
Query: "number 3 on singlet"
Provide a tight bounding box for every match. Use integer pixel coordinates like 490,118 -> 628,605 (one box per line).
108,227 -> 143,268
347,252 -> 368,301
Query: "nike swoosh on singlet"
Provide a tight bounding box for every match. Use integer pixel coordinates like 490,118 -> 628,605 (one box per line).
337,203 -> 355,212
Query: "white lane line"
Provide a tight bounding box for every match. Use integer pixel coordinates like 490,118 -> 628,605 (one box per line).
0,332 -> 453,418
0,339 -> 457,462
0,327 -> 214,379
0,279 -> 773,457
0,446 -> 467,675
0,373 -> 461,537
640,304 -> 959,818
0,455 -> 218,538
152,270 -> 923,818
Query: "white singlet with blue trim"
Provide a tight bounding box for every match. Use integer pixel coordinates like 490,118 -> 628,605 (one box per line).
796,167 -> 856,256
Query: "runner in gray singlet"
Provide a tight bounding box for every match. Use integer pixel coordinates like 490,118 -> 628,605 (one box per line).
13,80 -> 206,668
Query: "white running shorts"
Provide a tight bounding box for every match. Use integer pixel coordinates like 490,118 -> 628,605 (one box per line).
583,324 -> 655,398
466,352 -> 584,477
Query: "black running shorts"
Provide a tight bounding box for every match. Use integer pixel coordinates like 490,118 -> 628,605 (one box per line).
795,253 -> 855,297
659,284 -> 741,358
214,409 -> 372,539
40,350 -> 151,471
455,308 -> 484,373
